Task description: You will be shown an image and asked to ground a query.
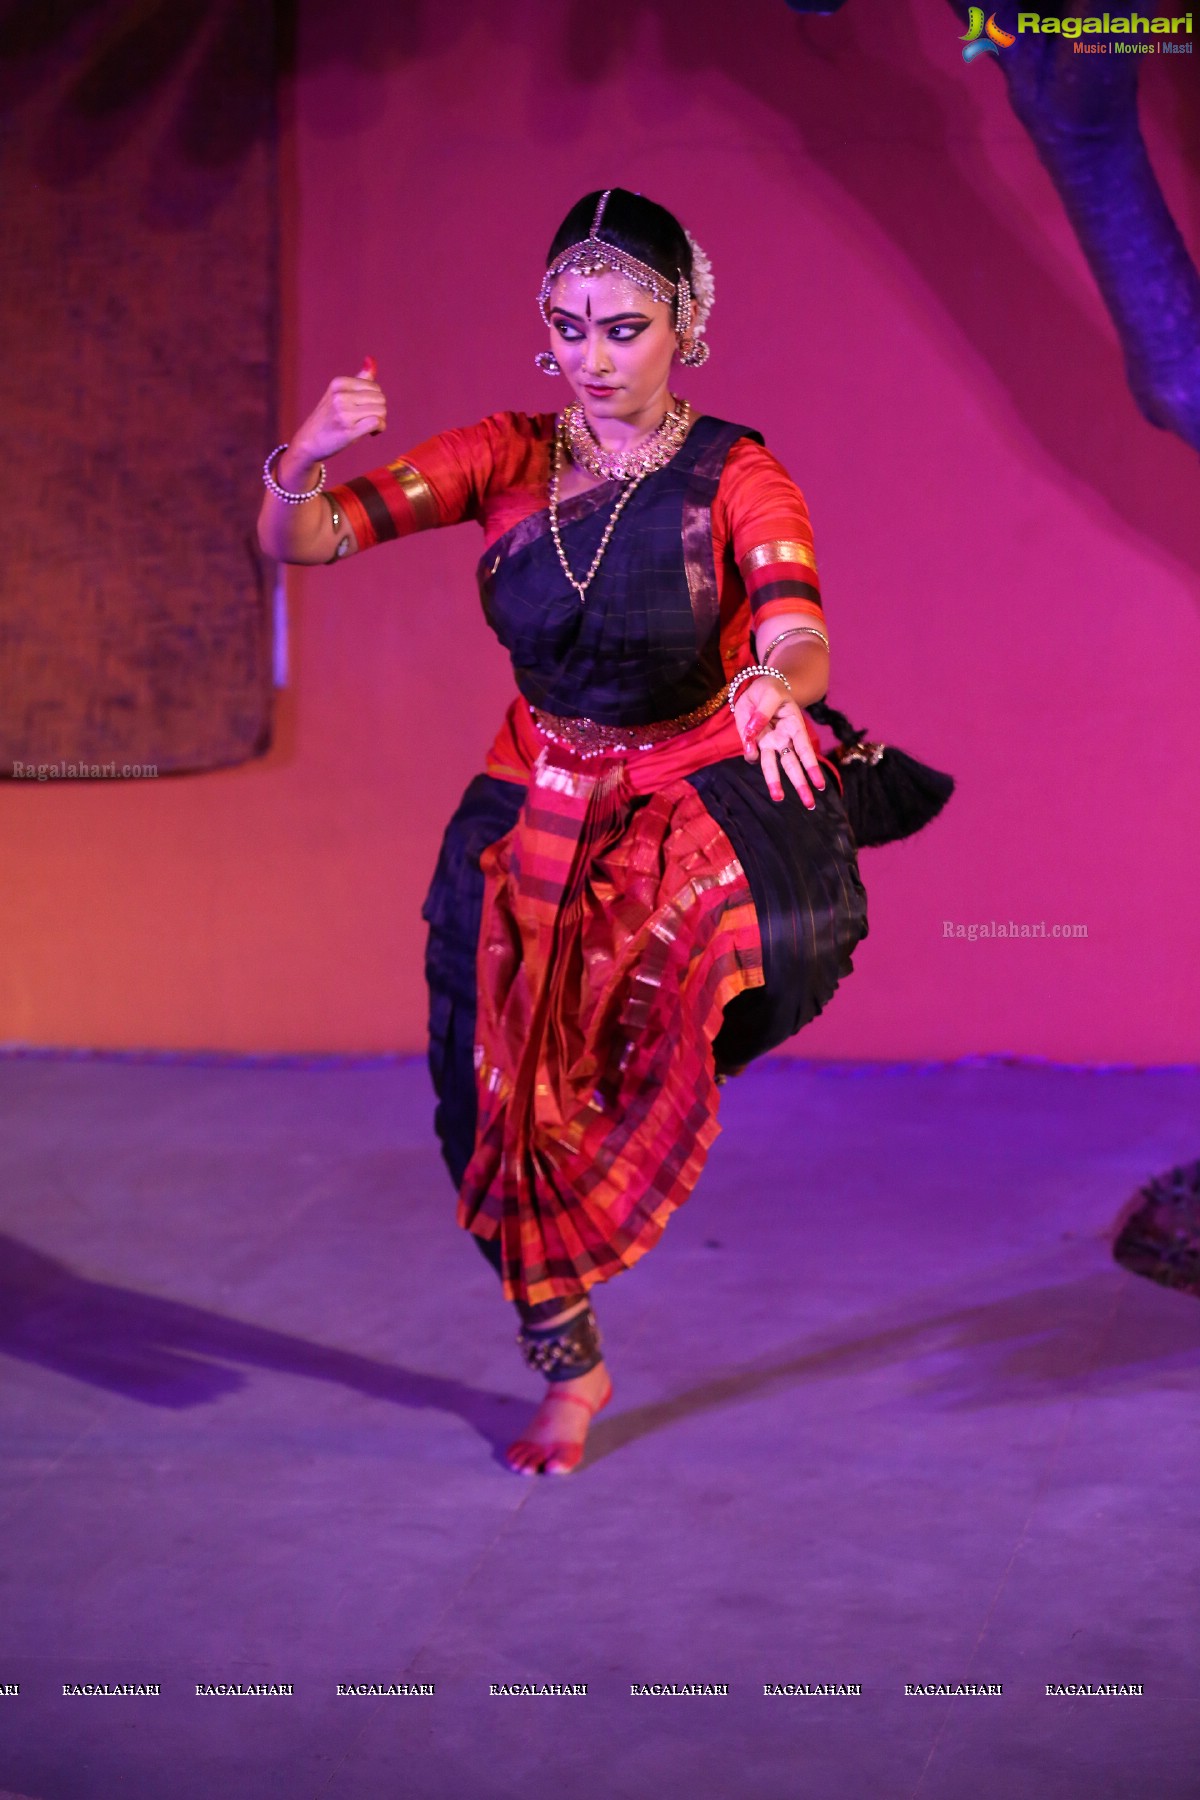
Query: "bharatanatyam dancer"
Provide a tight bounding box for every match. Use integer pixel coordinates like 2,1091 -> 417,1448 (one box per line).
258,189 -> 869,1476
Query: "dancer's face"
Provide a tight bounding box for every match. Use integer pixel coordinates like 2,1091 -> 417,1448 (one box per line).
546,270 -> 678,425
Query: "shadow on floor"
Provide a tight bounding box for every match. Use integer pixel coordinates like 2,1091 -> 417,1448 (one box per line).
586,1264 -> 1200,1465
0,1232 -> 531,1455
4,1234 -> 1198,1477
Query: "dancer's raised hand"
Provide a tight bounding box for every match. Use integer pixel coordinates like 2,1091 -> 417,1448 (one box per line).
290,356 -> 387,465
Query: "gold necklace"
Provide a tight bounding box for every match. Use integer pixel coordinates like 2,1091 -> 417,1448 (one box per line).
549,399 -> 692,605
561,395 -> 692,481
548,430 -> 649,605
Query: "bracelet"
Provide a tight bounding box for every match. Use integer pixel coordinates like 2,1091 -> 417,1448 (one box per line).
761,623 -> 830,662
263,443 -> 327,504
727,664 -> 793,712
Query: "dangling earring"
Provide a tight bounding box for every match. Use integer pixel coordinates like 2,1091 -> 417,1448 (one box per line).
674,273 -> 709,366
534,350 -> 561,375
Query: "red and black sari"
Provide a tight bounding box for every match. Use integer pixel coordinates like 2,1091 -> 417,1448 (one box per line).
328,410 -> 868,1307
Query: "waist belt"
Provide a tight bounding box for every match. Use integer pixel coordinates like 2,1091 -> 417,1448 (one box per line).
529,685 -> 730,759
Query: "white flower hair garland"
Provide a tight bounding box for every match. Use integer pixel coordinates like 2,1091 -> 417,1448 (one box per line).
685,229 -> 715,339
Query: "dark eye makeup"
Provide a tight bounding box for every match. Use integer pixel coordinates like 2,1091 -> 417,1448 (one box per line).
551,317 -> 649,343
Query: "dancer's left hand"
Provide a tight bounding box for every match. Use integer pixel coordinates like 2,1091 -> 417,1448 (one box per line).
734,677 -> 826,809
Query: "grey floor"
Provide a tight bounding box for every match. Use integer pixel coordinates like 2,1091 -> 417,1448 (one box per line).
0,1052 -> 1197,1799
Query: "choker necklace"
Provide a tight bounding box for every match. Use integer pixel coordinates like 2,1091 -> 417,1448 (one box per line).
560,395 -> 692,482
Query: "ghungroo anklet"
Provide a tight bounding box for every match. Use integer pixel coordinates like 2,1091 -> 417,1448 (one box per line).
516,1306 -> 604,1383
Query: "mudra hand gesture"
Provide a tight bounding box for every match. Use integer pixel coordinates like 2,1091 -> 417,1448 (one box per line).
733,675 -> 826,810
292,357 -> 388,464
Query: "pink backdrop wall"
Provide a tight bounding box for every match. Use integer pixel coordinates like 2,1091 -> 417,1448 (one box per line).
4,0 -> 1199,1061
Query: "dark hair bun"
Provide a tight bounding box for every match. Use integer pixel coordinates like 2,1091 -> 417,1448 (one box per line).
546,189 -> 693,287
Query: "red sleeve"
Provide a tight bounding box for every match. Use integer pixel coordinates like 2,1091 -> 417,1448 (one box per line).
712,437 -> 827,639
325,410 -> 535,552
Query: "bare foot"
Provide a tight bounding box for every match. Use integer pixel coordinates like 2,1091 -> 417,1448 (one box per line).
504,1360 -> 614,1476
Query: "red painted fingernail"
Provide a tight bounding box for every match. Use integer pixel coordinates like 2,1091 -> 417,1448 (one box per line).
363,355 -> 377,380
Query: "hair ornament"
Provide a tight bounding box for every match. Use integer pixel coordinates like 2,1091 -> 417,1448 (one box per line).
684,229 -> 715,338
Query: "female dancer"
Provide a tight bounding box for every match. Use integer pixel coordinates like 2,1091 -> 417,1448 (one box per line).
258,189 -> 869,1477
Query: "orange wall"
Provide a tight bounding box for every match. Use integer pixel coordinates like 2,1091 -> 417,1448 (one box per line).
4,0 -> 1200,1060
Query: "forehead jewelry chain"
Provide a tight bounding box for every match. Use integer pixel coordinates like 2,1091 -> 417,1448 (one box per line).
549,428 -> 648,605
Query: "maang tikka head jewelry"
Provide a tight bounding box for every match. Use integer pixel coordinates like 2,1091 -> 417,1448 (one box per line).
537,190 -> 715,366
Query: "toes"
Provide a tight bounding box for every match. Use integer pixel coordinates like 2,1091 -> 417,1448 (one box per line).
505,1436 -> 586,1477
504,1439 -> 541,1475
544,1449 -> 582,1476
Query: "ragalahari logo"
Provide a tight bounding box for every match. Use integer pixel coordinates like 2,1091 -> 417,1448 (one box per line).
962,11 -> 1194,58
961,7 -> 1017,58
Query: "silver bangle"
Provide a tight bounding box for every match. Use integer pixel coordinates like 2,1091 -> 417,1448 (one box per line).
762,623 -> 830,662
263,443 -> 327,504
727,664 -> 792,711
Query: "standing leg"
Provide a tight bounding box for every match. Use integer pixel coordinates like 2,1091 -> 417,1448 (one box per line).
473,1236 -> 612,1476
504,1296 -> 613,1477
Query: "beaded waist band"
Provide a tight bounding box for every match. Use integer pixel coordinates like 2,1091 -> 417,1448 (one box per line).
529,685 -> 730,757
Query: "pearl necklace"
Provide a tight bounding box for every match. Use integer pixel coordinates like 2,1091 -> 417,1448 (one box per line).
549,399 -> 691,605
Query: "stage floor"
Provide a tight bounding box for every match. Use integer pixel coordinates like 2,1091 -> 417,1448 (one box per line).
0,1052 -> 1197,1799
